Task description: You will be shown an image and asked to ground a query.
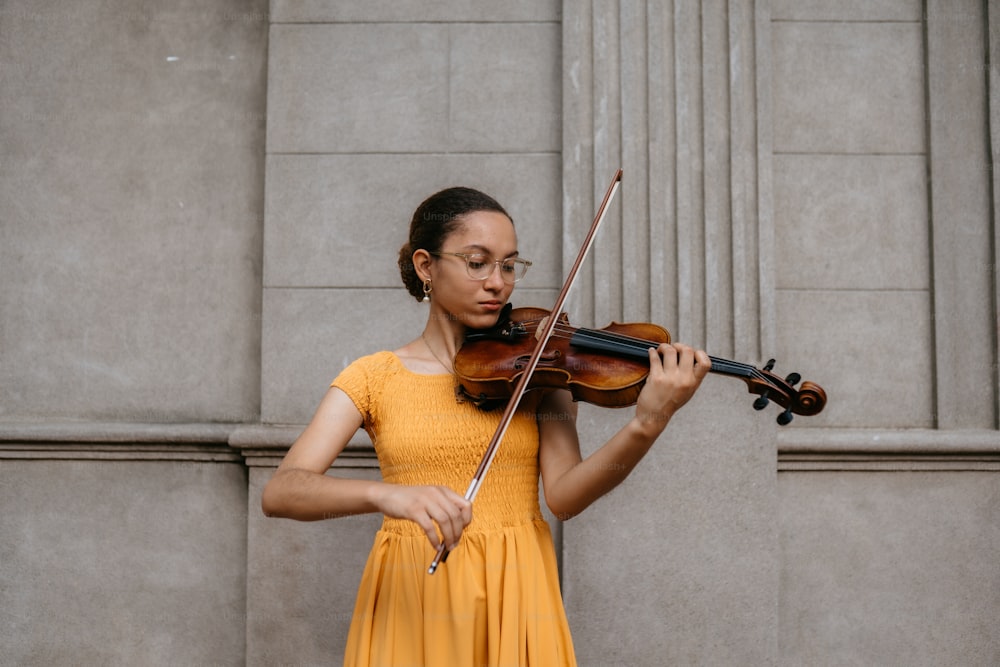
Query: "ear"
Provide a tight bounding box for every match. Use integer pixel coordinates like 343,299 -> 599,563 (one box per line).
412,248 -> 434,282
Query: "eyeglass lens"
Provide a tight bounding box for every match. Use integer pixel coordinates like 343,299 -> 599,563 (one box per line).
465,255 -> 528,283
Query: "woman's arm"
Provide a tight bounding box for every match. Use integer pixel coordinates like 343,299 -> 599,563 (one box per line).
261,387 -> 372,520
538,342 -> 710,520
260,386 -> 471,550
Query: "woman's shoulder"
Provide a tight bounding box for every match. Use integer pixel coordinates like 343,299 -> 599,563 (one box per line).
330,351 -> 404,416
336,350 -> 402,380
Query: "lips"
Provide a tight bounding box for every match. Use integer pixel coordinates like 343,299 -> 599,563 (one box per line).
480,301 -> 504,312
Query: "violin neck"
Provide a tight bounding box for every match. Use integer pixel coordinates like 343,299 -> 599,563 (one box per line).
565,322 -> 826,422
570,327 -> 756,380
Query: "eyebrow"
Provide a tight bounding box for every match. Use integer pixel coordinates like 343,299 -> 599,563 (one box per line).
460,244 -> 520,258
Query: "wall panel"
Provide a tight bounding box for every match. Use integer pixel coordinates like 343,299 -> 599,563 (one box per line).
0,0 -> 268,422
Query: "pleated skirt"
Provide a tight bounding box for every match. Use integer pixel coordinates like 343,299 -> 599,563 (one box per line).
343,519 -> 577,667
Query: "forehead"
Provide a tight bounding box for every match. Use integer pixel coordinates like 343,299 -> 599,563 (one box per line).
446,210 -> 518,255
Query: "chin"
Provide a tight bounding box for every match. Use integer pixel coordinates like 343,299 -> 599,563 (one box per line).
463,311 -> 504,330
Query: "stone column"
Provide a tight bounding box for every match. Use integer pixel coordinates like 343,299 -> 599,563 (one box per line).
930,0 -> 999,429
562,0 -> 772,361
559,1 -> 778,663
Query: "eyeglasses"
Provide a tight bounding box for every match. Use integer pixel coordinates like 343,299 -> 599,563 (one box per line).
430,252 -> 532,284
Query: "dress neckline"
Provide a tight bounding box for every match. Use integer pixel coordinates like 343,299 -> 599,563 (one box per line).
387,351 -> 456,378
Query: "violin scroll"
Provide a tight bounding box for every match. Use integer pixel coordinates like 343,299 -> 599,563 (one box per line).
741,358 -> 827,425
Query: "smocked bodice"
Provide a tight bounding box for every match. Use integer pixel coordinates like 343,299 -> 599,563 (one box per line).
332,351 -> 544,535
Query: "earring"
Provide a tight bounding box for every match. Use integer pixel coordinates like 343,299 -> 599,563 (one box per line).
422,279 -> 432,303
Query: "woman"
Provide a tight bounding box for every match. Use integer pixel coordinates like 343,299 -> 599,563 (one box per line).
261,186 -> 711,666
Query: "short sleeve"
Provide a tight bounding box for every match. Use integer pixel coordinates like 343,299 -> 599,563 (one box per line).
330,351 -> 394,427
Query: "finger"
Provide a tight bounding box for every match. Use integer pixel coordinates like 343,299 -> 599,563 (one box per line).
673,343 -> 695,370
446,495 -> 473,548
694,349 -> 712,377
425,502 -> 458,550
451,494 -> 473,528
535,315 -> 550,342
648,344 -> 670,374
646,346 -> 660,374
440,505 -> 465,551
432,488 -> 470,549
413,509 -> 443,548
656,342 -> 678,370
672,343 -> 710,377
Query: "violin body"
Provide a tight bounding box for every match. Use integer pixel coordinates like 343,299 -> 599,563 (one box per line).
455,307 -> 672,408
455,305 -> 827,424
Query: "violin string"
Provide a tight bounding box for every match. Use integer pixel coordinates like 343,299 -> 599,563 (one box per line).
467,314 -> 816,411
511,316 -> 783,387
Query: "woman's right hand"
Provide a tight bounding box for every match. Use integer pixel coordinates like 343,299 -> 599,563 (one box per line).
374,484 -> 473,551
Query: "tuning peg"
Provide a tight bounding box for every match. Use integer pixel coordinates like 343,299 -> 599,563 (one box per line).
763,358 -> 776,372
776,408 -> 793,426
753,394 -> 770,411
785,372 -> 800,386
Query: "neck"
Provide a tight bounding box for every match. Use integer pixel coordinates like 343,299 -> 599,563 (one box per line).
421,311 -> 466,372
422,324 -> 464,360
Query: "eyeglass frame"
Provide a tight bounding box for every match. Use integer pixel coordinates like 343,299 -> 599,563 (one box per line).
429,251 -> 533,284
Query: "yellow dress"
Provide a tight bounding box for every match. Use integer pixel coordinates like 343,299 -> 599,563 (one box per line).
332,351 -> 577,667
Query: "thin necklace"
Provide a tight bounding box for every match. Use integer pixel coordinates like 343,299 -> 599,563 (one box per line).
421,333 -> 454,374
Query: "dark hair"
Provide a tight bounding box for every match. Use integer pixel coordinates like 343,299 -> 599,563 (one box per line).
397,187 -> 512,301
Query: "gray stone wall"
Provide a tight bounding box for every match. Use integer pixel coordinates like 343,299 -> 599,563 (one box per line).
0,0 -> 266,424
773,2 -> 1000,664
2,0 -> 998,665
261,0 -> 563,425
1,1 -> 266,664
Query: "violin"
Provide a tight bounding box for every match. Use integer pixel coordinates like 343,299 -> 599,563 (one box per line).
454,304 -> 826,425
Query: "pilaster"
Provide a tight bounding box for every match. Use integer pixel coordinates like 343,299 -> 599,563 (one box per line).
560,2 -> 779,663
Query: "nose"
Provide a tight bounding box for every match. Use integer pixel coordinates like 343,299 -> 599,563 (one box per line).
483,261 -> 506,290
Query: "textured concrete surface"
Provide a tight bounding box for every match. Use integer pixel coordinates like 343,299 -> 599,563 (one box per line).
0,458 -> 248,665
263,153 -> 562,289
269,0 -> 561,23
779,470 -> 1000,665
562,382 -> 779,665
0,0 -> 268,423
246,462 -> 383,666
772,21 -> 925,154
266,22 -> 560,154
927,0 -> 997,429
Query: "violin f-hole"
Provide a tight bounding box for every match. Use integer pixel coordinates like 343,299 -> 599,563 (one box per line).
514,350 -> 561,370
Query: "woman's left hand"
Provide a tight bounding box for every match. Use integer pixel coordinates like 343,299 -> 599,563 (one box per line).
633,342 -> 711,436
